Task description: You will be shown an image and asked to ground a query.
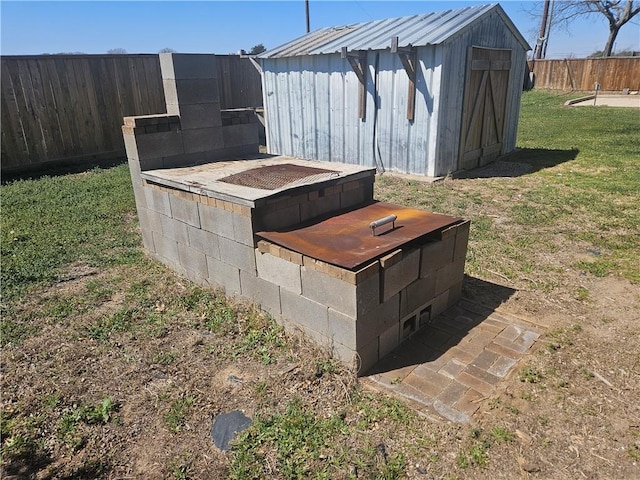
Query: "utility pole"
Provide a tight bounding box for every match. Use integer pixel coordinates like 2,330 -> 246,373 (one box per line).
542,0 -> 554,59
535,0 -> 550,60
306,0 -> 310,33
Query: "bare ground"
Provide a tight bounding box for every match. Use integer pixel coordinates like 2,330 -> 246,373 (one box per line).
2,169 -> 639,479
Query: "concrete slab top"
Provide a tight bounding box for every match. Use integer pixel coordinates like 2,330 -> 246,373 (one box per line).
566,94 -> 640,108
140,154 -> 376,208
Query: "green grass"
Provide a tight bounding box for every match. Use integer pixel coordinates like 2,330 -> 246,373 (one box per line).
1,91 -> 638,478
229,396 -> 408,479
164,396 -> 195,433
377,90 -> 640,286
1,164 -> 142,301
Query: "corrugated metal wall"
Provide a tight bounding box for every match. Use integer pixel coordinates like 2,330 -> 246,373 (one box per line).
261,9 -> 527,177
436,10 -> 527,176
262,48 -> 445,176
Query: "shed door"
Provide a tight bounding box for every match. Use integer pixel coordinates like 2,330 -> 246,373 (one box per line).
459,47 -> 512,170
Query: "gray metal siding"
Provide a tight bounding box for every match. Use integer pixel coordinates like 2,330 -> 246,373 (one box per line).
260,6 -> 528,177
435,9 -> 527,176
262,48 -> 444,175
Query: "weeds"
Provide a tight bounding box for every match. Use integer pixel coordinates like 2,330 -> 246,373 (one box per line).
519,366 -> 543,383
165,396 -> 195,433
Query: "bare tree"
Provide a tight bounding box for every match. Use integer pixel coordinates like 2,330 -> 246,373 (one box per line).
158,48 -> 176,53
107,48 -> 128,54
553,0 -> 640,56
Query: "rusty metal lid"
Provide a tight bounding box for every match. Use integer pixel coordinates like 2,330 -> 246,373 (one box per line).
257,201 -> 461,270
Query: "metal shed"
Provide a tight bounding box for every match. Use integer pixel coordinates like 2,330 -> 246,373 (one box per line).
256,3 -> 530,177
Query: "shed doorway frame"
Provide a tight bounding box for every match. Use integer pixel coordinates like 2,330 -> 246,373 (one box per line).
458,46 -> 513,171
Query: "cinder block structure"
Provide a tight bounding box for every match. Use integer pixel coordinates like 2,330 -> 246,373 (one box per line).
124,53 -> 469,374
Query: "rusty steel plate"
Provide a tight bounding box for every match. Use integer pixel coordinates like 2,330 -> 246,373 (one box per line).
218,163 -> 338,190
257,201 -> 461,270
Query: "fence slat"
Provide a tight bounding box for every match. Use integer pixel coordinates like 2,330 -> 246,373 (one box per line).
529,57 -> 640,91
1,54 -> 263,173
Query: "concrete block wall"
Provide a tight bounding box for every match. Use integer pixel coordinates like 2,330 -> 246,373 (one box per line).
253,176 -> 375,231
251,219 -> 469,374
123,54 -> 258,181
123,53 -> 469,375
131,171 -> 468,374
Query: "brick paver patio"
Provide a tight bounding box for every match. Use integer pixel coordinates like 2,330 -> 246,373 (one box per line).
364,299 -> 544,423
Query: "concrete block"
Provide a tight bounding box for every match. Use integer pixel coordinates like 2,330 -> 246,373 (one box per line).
358,293 -> 400,346
160,53 -> 217,80
435,257 -> 466,295
199,144 -> 259,163
182,127 -> 224,154
240,270 -> 281,318
145,208 -> 163,234
381,248 -> 420,302
447,280 -> 463,308
281,316 -> 331,352
218,236 -> 256,273
328,309 -> 357,350
340,185 -> 368,210
178,243 -> 208,278
206,255 -> 241,295
135,130 -> 185,160
144,187 -> 172,217
431,290 -> 450,318
256,250 -> 301,294
332,342 -> 358,371
179,103 -> 223,130
139,159 -> 165,177
223,123 -> 258,148
357,337 -> 380,375
140,225 -> 155,253
163,78 -> 220,105
169,194 -> 200,228
400,274 -> 436,318
187,225 -> 220,258
198,203 -> 234,239
280,289 -> 328,337
379,322 -> 400,359
258,203 -> 301,231
160,214 -> 189,244
299,194 -> 341,223
123,132 -> 139,161
420,237 -> 455,276
152,231 -> 179,264
454,220 -> 471,261
162,152 -> 206,169
232,213 -> 255,247
302,267 -> 357,317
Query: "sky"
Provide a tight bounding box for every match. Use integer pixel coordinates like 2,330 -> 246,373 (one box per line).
1,1 -> 639,59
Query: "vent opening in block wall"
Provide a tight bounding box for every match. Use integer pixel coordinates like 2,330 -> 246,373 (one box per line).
402,316 -> 417,340
419,306 -> 432,327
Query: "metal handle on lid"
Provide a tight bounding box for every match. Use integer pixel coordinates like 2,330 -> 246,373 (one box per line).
370,214 -> 397,236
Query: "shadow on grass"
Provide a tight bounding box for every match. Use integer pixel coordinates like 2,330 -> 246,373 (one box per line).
1,156 -> 127,184
453,148 -> 579,179
365,275 -> 518,375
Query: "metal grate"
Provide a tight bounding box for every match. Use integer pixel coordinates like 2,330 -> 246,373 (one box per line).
218,163 -> 339,190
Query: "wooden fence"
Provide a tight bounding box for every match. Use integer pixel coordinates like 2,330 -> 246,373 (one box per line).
528,57 -> 640,92
1,54 -> 263,173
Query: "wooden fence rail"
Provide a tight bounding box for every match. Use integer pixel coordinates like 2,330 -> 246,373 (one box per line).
1,54 -> 263,173
528,57 -> 640,92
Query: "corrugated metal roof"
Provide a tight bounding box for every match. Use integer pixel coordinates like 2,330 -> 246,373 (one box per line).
258,3 -> 529,59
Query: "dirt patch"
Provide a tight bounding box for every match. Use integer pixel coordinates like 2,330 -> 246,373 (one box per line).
3,155 -> 640,480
